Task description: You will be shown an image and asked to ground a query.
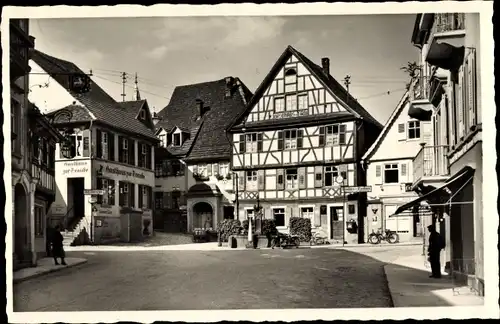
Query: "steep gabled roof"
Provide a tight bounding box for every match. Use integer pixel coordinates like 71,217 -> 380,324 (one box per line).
156,77 -> 252,161
228,45 -> 383,131
118,99 -> 155,131
361,91 -> 410,162
32,50 -> 157,141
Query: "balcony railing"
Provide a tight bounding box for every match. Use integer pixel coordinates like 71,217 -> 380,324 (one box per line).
434,13 -> 465,34
410,75 -> 431,102
413,144 -> 449,184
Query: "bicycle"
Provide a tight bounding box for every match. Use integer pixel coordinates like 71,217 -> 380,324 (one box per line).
309,232 -> 331,246
271,232 -> 300,249
368,228 -> 399,244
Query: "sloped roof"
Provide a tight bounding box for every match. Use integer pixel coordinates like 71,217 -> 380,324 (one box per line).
156,77 -> 252,161
229,45 -> 383,131
118,99 -> 156,131
32,50 -> 157,141
361,91 -> 410,162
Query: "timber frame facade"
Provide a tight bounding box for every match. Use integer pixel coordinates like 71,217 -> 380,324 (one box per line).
228,46 -> 383,244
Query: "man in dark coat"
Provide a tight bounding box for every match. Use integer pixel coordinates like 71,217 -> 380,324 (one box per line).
51,225 -> 67,265
427,224 -> 445,278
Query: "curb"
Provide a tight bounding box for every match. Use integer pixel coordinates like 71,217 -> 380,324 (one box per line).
382,264 -> 396,307
13,260 -> 88,284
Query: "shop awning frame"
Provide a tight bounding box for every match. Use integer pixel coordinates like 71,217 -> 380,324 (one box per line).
390,166 -> 475,217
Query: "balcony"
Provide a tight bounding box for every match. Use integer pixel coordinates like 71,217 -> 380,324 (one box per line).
426,13 -> 466,71
413,144 -> 450,188
408,76 -> 433,121
10,20 -> 35,82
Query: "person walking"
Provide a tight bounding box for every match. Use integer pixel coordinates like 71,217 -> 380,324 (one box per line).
427,224 -> 445,278
51,225 -> 67,266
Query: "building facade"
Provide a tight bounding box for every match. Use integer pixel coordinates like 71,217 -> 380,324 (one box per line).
154,77 -> 252,233
29,50 -> 158,245
362,91 -> 431,243
228,46 -> 382,244
394,13 -> 483,295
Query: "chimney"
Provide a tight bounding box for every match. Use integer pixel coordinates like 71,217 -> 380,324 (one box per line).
152,111 -> 162,125
225,76 -> 235,98
321,57 -> 330,75
196,99 -> 204,116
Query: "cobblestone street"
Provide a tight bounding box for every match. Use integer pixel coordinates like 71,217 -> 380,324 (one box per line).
13,247 -> 404,311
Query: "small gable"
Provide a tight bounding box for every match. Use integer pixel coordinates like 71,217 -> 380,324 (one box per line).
136,101 -> 155,130
242,51 -> 348,125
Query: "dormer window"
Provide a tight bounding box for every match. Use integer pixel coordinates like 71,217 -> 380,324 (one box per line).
139,110 -> 146,120
173,133 -> 181,147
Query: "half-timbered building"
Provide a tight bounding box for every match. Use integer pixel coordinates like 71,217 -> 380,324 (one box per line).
154,77 -> 252,233
228,46 -> 383,244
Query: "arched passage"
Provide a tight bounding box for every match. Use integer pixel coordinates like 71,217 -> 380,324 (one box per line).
14,183 -> 29,260
192,202 -> 214,229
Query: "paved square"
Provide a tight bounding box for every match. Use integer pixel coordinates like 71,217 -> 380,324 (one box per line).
14,248 -> 393,311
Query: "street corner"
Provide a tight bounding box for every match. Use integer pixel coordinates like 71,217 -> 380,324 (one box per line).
13,257 -> 88,284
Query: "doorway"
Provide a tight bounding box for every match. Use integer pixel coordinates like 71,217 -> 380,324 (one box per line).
223,206 -> 235,220
329,206 -> 344,241
68,178 -> 85,227
193,202 -> 214,229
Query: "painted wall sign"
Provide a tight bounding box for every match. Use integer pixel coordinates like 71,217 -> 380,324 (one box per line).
97,164 -> 146,179
97,206 -> 113,216
61,160 -> 90,176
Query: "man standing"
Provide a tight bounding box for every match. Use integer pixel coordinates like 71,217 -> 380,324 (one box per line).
427,224 -> 445,278
51,225 -> 67,266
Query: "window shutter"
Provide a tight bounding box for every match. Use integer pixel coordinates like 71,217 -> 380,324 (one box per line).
276,169 -> 285,190
82,129 -> 91,157
401,163 -> 408,183
397,123 -> 406,141
207,164 -> 213,176
257,133 -> 263,152
214,163 -> 219,175
239,134 -> 246,153
339,125 -> 346,145
130,184 -> 135,208
258,169 -> 265,190
297,129 -> 304,148
298,167 -> 307,189
338,164 -> 348,185
138,185 -> 143,209
319,126 -> 325,146
164,192 -> 172,209
314,166 -> 323,188
313,207 -> 321,227
467,52 -> 477,128
457,65 -> 465,139
119,182 -> 124,206
237,171 -> 245,191
97,178 -> 103,204
286,206 -> 293,225
129,139 -> 135,165
108,133 -> 115,161
277,131 -> 284,150
102,133 -> 109,160
375,165 -> 382,184
96,129 -> 102,158
179,192 -> 187,206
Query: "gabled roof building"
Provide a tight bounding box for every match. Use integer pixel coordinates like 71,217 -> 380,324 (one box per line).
154,77 -> 252,233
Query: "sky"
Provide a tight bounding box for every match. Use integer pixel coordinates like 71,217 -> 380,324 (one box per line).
29,15 -> 419,125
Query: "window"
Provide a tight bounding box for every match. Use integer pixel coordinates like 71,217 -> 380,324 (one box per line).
172,160 -> 184,176
301,207 -> 314,219
284,68 -> 297,93
68,134 -> 84,157
324,166 -> 339,187
286,169 -> 298,190
98,178 -> 115,205
11,99 -> 20,153
273,208 -> 286,227
408,121 -> 421,139
119,138 -> 129,164
275,98 -> 285,113
155,163 -> 163,177
325,124 -> 347,146
102,132 -> 108,159
171,191 -> 181,210
138,185 -> 151,209
298,95 -> 308,110
140,110 -> 146,119
219,163 -> 229,177
35,205 -> 44,237
155,192 -> 163,209
284,130 -> 297,150
246,170 -> 258,190
139,143 -> 150,169
159,134 -> 167,147
348,204 -> 356,215
173,133 -> 181,147
286,95 -> 297,111
198,164 -> 208,177
246,208 -> 254,220
384,164 -> 399,184
245,133 -> 258,153
119,182 -> 135,208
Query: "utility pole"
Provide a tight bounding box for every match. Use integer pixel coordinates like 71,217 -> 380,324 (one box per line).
121,72 -> 127,102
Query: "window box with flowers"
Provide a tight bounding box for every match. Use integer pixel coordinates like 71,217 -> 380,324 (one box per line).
225,173 -> 232,180
215,173 -> 225,181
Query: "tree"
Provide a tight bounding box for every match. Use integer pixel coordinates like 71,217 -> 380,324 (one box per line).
401,62 -> 421,90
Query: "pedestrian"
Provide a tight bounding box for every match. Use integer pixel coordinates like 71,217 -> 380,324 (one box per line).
46,225 -> 54,257
51,225 -> 67,266
427,224 -> 445,278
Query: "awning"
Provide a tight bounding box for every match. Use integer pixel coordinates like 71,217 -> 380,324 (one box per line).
408,104 -> 433,121
391,166 -> 475,217
426,42 -> 465,71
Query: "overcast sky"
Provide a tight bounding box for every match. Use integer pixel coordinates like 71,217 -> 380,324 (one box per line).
30,15 -> 418,124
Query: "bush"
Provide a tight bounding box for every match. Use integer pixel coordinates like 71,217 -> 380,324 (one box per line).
241,219 -> 255,235
261,219 -> 278,238
216,219 -> 242,242
289,217 -> 312,242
